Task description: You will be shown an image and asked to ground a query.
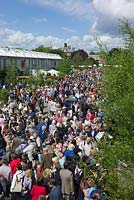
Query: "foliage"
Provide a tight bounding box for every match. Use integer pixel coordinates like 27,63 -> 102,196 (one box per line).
5,64 -> 17,84
97,19 -> 134,199
57,58 -> 72,75
119,18 -> 134,51
71,49 -> 88,60
32,45 -> 66,58
0,89 -> 8,105
0,70 -> 6,83
26,74 -> 45,85
71,49 -> 88,66
71,49 -> 99,66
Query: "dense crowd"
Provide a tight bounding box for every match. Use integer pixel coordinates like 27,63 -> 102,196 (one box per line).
0,67 -> 108,200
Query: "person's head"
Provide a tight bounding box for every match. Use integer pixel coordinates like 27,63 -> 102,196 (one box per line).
10,153 -> 17,160
36,178 -> 44,186
87,178 -> 95,187
52,157 -> 59,165
80,179 -> 89,190
2,156 -> 8,165
29,136 -> 35,143
63,161 -> 70,169
17,164 -> 22,171
43,147 -> 49,155
33,132 -> 38,138
48,178 -> 56,188
25,169 -> 32,178
42,125 -> 46,131
43,168 -> 51,178
92,193 -> 101,200
68,143 -> 75,150
86,137 -> 91,144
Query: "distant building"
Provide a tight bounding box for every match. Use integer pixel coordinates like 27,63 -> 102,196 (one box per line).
88,54 -> 100,61
63,43 -> 75,58
0,47 -> 62,73
88,54 -> 105,64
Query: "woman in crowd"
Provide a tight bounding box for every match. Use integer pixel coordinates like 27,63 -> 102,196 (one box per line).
30,178 -> 47,200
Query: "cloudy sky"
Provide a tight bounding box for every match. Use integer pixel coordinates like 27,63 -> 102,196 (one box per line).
0,0 -> 133,51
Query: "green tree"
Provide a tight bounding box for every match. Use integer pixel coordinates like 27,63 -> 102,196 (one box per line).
0,70 -> 6,82
71,49 -> 88,66
97,19 -> 134,199
32,45 -> 65,58
57,58 -> 72,75
5,64 -> 18,84
32,45 -> 51,53
50,48 -> 66,58
0,89 -> 8,105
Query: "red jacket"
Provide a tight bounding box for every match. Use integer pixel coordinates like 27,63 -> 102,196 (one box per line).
30,185 -> 46,200
9,158 -> 21,176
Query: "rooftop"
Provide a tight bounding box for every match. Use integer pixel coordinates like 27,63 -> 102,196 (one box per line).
0,47 -> 62,60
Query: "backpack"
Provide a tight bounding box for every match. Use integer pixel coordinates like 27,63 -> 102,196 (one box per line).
74,165 -> 83,184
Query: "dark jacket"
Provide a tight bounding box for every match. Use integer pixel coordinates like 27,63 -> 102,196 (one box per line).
49,185 -> 62,200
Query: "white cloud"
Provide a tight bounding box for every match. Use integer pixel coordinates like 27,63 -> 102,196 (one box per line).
61,26 -> 77,33
0,28 -> 123,51
90,0 -> 134,35
32,17 -> 48,23
24,0 -> 134,20
23,0 -> 134,35
93,0 -> 134,19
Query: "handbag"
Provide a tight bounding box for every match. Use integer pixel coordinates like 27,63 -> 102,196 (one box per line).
12,175 -> 22,193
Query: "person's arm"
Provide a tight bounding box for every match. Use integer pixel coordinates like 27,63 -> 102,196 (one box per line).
10,174 -> 17,192
28,179 -> 32,191
23,145 -> 29,153
9,170 -> 12,183
30,185 -> 35,196
70,172 -> 74,193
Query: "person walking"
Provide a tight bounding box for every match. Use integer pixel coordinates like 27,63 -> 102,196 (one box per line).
0,156 -> 12,197
60,161 -> 74,200
30,178 -> 47,200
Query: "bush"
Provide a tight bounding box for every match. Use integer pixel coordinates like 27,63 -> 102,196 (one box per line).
0,89 -> 8,105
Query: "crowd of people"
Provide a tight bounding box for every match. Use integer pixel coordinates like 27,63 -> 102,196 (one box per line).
0,67 -> 108,200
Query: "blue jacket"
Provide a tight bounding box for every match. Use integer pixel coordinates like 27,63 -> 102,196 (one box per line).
49,185 -> 62,200
64,149 -> 74,158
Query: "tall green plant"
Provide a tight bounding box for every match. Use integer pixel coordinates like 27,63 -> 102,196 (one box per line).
57,59 -> 72,75
97,19 -> 134,199
5,64 -> 17,84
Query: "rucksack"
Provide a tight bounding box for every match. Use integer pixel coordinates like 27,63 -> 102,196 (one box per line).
74,165 -> 83,184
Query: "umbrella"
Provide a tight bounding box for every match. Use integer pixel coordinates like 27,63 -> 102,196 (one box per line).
64,96 -> 77,102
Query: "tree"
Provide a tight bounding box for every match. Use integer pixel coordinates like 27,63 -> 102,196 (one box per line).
32,46 -> 65,58
0,70 -> 6,83
97,19 -> 134,199
5,64 -> 18,84
89,51 -> 95,55
0,89 -> 8,105
57,59 -> 72,75
32,45 -> 51,53
71,49 -> 88,66
50,48 -> 66,58
108,48 -> 121,57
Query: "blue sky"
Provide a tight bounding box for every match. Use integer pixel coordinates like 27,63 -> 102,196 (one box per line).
0,0 -> 134,51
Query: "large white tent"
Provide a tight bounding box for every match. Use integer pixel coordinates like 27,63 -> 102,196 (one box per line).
47,69 -> 59,76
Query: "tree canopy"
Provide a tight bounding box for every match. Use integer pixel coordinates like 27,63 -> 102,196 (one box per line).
32,45 -> 66,58
98,19 -> 134,199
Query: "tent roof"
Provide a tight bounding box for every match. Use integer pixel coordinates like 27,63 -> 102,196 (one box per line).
0,47 -> 62,60
48,69 -> 59,73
